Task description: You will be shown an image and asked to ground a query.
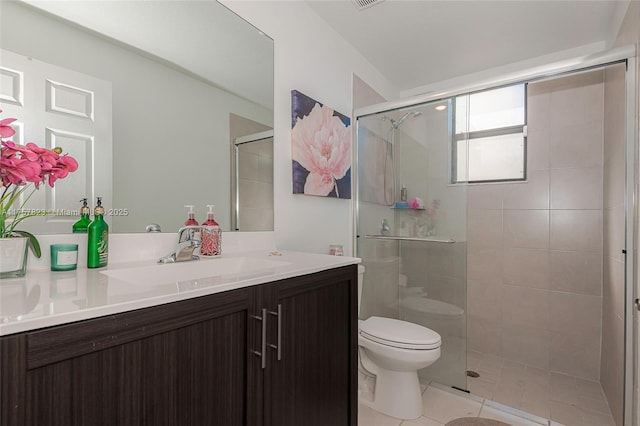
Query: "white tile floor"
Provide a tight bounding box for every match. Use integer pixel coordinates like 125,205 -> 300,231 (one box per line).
358,352 -> 617,426
358,383 -> 555,426
466,351 -> 616,426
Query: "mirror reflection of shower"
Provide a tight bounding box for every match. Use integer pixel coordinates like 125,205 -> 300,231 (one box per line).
232,130 -> 274,232
381,111 -> 422,206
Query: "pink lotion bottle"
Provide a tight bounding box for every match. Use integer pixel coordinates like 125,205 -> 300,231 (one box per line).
184,205 -> 199,226
201,204 -> 221,256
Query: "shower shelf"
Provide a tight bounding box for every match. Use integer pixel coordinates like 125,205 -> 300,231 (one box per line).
363,235 -> 455,243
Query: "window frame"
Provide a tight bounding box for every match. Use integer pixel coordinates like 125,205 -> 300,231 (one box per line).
451,83 -> 528,184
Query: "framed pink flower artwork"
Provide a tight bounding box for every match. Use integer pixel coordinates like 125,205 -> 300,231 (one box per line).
291,90 -> 351,199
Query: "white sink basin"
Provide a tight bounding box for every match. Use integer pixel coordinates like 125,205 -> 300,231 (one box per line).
101,256 -> 291,286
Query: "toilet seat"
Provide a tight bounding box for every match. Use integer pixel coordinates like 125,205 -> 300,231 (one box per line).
359,316 -> 441,350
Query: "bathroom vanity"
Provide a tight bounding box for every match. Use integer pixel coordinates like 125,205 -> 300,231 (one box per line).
0,250 -> 359,426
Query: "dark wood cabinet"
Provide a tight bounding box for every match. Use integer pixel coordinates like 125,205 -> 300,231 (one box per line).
266,267 -> 356,426
0,265 -> 357,426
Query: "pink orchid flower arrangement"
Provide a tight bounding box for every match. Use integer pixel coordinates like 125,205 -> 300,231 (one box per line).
0,110 -> 79,257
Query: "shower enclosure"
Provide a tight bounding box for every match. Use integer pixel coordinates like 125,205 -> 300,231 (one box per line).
355,46 -> 635,425
356,99 -> 469,391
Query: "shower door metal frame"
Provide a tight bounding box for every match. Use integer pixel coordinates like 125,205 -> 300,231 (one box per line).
354,44 -> 638,425
625,55 -> 637,426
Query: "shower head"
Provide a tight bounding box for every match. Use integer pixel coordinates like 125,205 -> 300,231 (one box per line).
396,111 -> 422,127
383,111 -> 422,129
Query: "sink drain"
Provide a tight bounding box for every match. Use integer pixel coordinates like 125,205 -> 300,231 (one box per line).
466,370 -> 480,378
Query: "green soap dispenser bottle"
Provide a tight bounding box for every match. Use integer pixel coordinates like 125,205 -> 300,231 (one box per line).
87,197 -> 109,268
72,198 -> 91,233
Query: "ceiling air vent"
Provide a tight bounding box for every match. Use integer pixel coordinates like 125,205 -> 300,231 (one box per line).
352,0 -> 385,10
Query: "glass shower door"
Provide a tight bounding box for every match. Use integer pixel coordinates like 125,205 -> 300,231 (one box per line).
356,99 -> 468,391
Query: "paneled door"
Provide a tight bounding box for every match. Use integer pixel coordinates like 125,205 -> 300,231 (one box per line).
0,49 -> 112,234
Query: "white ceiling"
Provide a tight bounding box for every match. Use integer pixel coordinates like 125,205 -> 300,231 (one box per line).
306,0 -> 629,94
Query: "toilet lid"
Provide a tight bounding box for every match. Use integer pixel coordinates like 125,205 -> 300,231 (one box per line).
359,316 -> 441,350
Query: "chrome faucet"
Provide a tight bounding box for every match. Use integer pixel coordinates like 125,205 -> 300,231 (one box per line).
158,226 -> 203,263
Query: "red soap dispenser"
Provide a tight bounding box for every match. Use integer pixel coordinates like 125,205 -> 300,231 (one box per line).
184,205 -> 199,226
201,204 -> 221,256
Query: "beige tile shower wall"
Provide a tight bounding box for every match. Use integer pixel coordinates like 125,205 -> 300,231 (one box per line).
601,63 -> 626,426
467,70 -> 605,381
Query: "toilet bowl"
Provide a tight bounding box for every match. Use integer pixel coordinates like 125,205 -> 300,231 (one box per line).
357,266 -> 442,420
399,296 -> 465,388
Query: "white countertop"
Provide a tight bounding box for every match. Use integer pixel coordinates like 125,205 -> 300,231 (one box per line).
0,250 -> 360,336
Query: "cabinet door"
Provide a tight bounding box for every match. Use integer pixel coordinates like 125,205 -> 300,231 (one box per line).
265,266 -> 357,426
1,289 -> 251,426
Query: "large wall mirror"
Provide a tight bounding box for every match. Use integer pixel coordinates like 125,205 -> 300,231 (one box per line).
0,0 -> 274,234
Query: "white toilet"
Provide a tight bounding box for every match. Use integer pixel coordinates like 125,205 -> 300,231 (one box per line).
357,265 -> 442,419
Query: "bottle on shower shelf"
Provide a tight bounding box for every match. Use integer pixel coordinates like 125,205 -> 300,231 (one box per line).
400,185 -> 408,202
395,185 -> 409,208
381,218 -> 391,236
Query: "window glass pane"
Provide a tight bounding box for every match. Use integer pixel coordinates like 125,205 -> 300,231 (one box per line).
455,84 -> 525,133
455,95 -> 468,135
455,139 -> 468,183
467,133 -> 524,181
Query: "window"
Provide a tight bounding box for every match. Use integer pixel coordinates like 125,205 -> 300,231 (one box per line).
452,84 -> 526,183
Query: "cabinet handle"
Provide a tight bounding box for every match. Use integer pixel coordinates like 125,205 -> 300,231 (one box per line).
250,308 -> 267,369
268,304 -> 282,361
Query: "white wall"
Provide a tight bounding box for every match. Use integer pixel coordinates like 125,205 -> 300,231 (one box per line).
221,1 -> 398,255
